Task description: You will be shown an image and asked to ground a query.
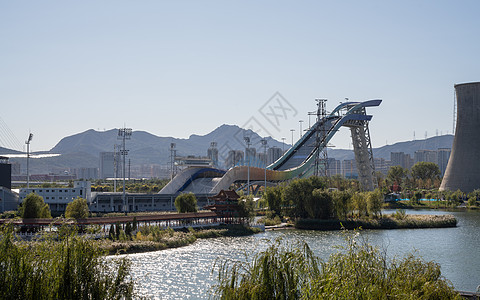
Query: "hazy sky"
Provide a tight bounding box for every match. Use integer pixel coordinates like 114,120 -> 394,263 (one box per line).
1,1 -> 479,152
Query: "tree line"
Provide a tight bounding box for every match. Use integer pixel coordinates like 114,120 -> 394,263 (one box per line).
264,176 -> 383,221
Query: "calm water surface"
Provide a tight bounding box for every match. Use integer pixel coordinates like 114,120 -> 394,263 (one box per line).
127,210 -> 480,299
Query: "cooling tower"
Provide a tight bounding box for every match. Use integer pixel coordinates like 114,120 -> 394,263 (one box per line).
440,82 -> 480,193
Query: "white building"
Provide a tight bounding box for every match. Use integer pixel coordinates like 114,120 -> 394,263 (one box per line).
19,181 -> 92,214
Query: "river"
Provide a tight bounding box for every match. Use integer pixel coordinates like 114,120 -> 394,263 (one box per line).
126,209 -> 480,299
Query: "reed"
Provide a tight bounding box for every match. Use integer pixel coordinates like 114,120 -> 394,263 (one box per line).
212,233 -> 460,299
0,224 -> 135,300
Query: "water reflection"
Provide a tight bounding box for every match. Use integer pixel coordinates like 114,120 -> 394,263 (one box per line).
128,210 -> 480,299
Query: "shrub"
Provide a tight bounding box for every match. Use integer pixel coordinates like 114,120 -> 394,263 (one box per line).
174,193 -> 198,213
18,193 -> 52,219
65,197 -> 89,219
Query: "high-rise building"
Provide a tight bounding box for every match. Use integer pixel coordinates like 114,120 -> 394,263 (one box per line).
326,158 -> 342,176
437,148 -> 451,176
342,159 -> 358,178
256,153 -> 267,167
414,150 -> 437,164
225,150 -> 244,169
245,147 -> 256,165
374,157 -> 390,175
99,152 -> 115,179
73,167 -> 99,180
267,147 -> 283,165
390,152 -> 413,170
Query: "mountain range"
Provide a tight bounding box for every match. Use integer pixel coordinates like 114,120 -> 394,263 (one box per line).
3,124 -> 454,175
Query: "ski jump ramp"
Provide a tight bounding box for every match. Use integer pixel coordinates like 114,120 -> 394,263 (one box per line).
160,100 -> 382,196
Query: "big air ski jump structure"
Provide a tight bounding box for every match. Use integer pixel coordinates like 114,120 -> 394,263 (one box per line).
160,99 -> 382,197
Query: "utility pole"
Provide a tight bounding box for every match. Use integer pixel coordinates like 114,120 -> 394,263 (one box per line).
113,144 -> 117,192
170,143 -> 176,180
299,120 -> 304,140
261,138 -> 267,194
118,127 -> 132,213
244,136 -> 251,195
25,133 -> 33,189
290,129 -> 295,147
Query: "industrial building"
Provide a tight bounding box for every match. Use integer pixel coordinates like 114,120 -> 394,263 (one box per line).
441,82 -> 480,193
19,181 -> 91,214
0,156 -> 19,212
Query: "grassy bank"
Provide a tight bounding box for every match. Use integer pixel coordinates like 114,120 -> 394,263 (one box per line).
295,214 -> 457,231
99,224 -> 261,255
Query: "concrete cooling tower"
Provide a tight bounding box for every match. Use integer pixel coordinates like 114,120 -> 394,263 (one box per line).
440,82 -> 480,193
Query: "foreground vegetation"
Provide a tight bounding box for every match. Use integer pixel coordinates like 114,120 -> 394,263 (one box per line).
213,233 -> 460,299
0,225 -> 134,300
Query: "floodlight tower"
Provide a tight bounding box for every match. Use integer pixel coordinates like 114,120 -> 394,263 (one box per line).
299,120 -> 304,140
290,129 -> 295,147
25,133 -> 33,188
244,136 -> 251,195
118,127 -> 132,213
261,138 -> 268,194
170,143 -> 176,180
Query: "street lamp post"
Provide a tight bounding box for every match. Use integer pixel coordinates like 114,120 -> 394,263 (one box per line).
118,127 -> 132,213
299,120 -> 304,140
290,129 -> 295,147
281,137 -> 286,153
25,133 -> 33,189
244,136 -> 251,195
261,138 -> 267,194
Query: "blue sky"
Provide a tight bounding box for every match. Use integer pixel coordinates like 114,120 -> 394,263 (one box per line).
1,1 -> 479,152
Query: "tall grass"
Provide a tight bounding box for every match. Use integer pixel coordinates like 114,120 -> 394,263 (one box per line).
0,224 -> 135,300
212,233 -> 460,299
213,238 -> 320,299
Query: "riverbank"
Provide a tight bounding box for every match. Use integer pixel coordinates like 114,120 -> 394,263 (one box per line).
98,224 -> 262,255
295,214 -> 457,230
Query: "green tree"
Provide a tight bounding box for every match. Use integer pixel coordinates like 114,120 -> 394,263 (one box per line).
387,165 -> 407,188
237,195 -> 255,220
108,224 -> 115,240
352,192 -> 368,217
174,193 -> 198,213
125,222 -> 132,237
331,190 -> 352,220
264,186 -> 283,217
410,162 -> 441,188
65,197 -> 89,219
308,189 -> 334,219
283,177 -> 327,219
411,190 -> 423,205
132,216 -> 138,231
367,189 -> 383,217
19,193 -> 52,219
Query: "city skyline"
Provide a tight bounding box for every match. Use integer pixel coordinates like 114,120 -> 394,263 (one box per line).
1,1 -> 479,152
